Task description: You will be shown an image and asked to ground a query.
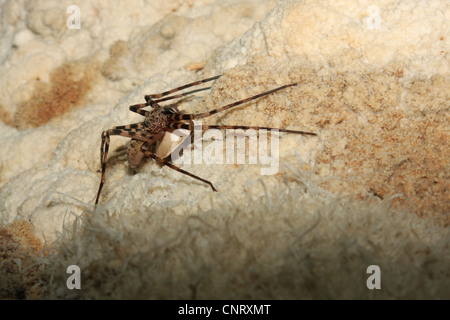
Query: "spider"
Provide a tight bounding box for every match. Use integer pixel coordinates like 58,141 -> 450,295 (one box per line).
95,75 -> 316,204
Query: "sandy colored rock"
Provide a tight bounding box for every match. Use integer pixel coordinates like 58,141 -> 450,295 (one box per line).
0,0 -> 448,299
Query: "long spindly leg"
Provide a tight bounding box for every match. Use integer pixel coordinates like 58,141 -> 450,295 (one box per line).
129,102 -> 152,117
150,86 -> 213,105
95,126 -> 162,205
170,83 -> 298,121
96,129 -> 114,205
129,75 -> 222,114
142,150 -> 217,192
129,96 -> 197,117
168,122 -> 317,136
145,75 -> 221,101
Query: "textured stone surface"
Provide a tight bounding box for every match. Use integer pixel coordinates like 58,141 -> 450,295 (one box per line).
0,0 -> 448,299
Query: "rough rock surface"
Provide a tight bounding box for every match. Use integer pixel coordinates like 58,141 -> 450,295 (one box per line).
0,0 -> 448,299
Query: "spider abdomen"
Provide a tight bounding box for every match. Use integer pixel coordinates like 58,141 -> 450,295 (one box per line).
127,139 -> 146,168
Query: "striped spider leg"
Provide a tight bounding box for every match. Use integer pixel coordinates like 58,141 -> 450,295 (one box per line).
95,75 -> 317,205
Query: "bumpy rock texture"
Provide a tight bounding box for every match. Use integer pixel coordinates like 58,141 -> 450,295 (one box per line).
0,0 -> 449,299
